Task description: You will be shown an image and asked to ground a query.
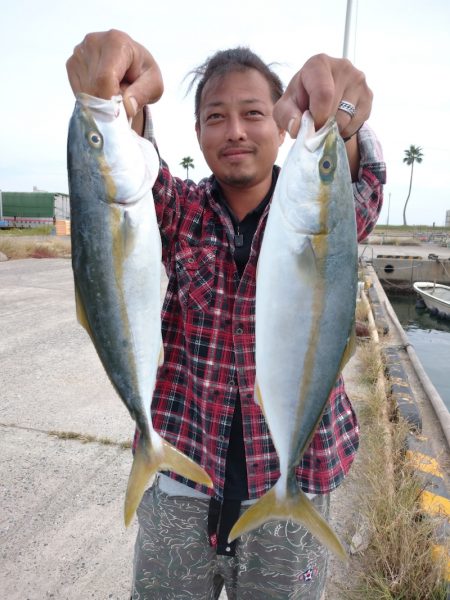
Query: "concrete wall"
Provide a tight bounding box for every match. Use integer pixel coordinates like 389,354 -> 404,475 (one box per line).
373,257 -> 450,288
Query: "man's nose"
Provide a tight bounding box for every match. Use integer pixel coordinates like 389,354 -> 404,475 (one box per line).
226,115 -> 247,141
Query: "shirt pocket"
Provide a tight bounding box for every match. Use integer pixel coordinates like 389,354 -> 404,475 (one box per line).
175,243 -> 217,311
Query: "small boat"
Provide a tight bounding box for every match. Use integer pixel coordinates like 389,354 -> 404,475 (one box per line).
413,281 -> 450,319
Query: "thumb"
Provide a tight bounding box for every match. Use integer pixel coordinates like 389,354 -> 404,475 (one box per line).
273,96 -> 302,139
122,65 -> 164,118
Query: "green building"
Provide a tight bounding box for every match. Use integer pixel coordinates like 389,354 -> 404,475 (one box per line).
0,190 -> 70,227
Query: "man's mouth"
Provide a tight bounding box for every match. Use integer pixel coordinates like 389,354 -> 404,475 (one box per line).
220,147 -> 255,158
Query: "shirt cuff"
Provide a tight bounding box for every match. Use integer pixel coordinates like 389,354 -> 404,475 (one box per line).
357,123 -> 387,184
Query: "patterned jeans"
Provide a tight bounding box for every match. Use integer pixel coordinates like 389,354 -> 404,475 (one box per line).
131,482 -> 329,599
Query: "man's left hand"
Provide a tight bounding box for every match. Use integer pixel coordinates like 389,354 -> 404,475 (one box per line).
273,54 -> 372,140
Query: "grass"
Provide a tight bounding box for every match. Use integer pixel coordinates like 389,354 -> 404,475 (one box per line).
0,225 -> 55,236
347,413 -> 447,598
342,330 -> 448,598
357,337 -> 385,390
48,429 -> 132,450
0,236 -> 71,259
367,237 -> 422,246
374,225 -> 450,234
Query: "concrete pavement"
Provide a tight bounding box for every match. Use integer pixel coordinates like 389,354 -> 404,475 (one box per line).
1,258 -> 137,599
2,257 -> 447,598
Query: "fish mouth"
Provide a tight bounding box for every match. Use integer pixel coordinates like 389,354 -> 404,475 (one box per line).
76,92 -> 123,118
302,111 -> 337,153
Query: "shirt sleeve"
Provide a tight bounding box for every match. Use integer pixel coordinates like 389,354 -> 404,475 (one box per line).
353,123 -> 386,242
142,105 -> 194,262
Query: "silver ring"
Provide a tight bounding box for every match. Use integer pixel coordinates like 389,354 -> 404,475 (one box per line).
338,100 -> 356,119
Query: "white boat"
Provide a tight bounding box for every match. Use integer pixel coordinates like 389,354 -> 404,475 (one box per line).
413,281 -> 450,319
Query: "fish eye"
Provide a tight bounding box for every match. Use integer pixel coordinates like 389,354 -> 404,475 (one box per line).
87,131 -> 103,149
320,157 -> 333,173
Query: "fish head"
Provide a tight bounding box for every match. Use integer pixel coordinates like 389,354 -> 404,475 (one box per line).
278,111 -> 352,237
67,94 -> 159,206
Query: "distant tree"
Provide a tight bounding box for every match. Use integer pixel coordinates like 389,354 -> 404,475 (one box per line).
402,145 -> 423,226
180,156 -> 195,179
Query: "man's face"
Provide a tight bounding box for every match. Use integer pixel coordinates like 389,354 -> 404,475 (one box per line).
196,68 -> 285,189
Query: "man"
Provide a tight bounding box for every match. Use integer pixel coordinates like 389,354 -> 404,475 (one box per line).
67,30 -> 385,599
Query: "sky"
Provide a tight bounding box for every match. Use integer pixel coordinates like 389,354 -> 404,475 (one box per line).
0,0 -> 449,226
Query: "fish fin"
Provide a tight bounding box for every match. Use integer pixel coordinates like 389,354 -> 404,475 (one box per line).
254,380 -> 262,406
254,380 -> 270,423
158,343 -> 164,367
74,284 -> 94,341
296,237 -> 318,281
122,211 -> 137,258
228,481 -> 347,562
124,435 -> 213,527
339,322 -> 357,371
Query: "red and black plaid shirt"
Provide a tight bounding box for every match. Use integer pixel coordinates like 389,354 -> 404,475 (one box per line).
138,113 -> 386,499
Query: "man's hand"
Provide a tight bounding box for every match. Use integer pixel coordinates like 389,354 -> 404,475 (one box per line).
66,29 -> 164,122
273,54 -> 372,141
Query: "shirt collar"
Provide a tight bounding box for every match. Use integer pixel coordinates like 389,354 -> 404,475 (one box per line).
210,166 -> 280,225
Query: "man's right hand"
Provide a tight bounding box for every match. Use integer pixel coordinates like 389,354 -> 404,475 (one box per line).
66,29 -> 164,121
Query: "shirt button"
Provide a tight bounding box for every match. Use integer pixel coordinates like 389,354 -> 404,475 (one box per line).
235,327 -> 244,334
218,435 -> 225,442
187,257 -> 195,264
228,379 -> 236,386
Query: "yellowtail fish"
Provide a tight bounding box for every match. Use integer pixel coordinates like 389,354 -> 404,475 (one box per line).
67,94 -> 213,526
229,111 -> 357,560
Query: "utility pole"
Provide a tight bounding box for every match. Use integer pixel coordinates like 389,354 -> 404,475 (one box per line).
343,0 -> 354,59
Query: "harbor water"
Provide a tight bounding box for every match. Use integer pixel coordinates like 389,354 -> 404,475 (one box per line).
387,292 -> 450,412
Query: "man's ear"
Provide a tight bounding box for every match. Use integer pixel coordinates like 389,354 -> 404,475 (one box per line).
196,122 -> 202,151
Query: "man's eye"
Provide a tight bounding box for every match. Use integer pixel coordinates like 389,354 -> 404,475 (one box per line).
247,110 -> 263,117
206,113 -> 222,121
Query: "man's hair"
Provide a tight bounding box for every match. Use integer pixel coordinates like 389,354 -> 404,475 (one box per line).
187,47 -> 284,124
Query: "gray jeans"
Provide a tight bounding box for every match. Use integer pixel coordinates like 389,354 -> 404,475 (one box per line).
131,481 -> 329,599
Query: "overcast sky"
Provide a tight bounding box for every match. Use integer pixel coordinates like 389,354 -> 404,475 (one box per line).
1,0 -> 449,225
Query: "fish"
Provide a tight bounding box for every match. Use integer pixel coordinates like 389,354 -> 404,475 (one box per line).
67,93 -> 213,526
228,111 -> 357,560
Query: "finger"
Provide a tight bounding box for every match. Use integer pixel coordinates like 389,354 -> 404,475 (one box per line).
66,55 -> 84,95
336,88 -> 372,139
335,64 -> 372,137
300,56 -> 338,129
335,98 -> 357,133
66,30 -> 140,101
272,70 -> 301,137
123,54 -> 164,118
93,37 -> 136,99
273,94 -> 302,138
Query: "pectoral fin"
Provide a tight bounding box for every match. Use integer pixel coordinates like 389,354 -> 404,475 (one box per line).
74,284 -> 94,342
158,343 -> 164,367
339,322 -> 356,371
295,237 -> 318,283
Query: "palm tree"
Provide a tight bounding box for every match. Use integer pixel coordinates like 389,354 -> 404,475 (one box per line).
402,145 -> 423,226
180,156 -> 195,179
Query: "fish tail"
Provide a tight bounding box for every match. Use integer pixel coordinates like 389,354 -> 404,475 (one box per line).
228,481 -> 347,562
124,435 -> 213,527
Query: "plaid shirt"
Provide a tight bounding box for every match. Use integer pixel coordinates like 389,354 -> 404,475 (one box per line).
139,110 -> 386,499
